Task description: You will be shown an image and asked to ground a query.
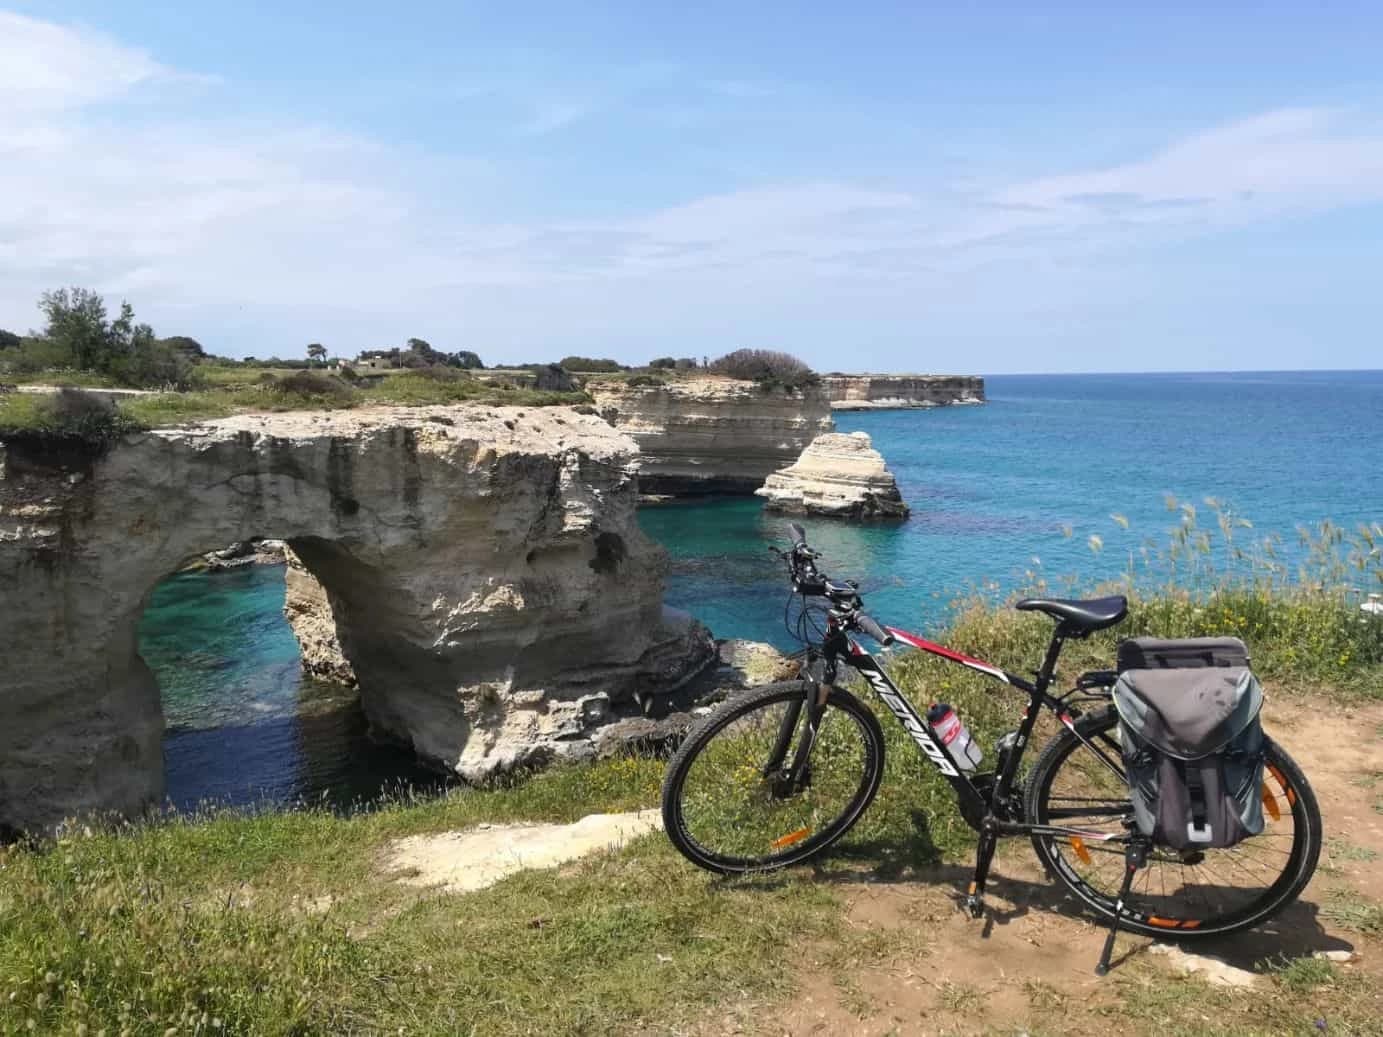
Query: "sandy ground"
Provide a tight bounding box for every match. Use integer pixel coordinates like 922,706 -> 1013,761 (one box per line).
702,695 -> 1383,1036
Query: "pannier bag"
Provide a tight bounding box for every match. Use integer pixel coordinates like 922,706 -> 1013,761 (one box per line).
1113,637 -> 1266,850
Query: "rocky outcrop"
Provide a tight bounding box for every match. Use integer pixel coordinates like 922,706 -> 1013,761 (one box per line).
587,377 -> 834,495
822,375 -> 984,410
0,405 -> 714,833
282,544 -> 358,686
756,431 -> 908,519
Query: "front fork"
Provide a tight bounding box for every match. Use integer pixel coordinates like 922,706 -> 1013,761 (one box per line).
763,650 -> 835,795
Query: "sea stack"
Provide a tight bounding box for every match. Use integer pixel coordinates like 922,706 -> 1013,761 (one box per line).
756,431 -> 908,520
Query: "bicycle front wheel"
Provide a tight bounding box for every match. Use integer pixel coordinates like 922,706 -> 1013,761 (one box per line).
662,681 -> 885,874
1026,707 -> 1321,938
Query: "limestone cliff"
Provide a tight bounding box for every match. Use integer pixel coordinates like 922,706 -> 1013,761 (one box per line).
0,405 -> 713,832
756,431 -> 908,519
282,544 -> 358,686
587,377 -> 834,495
822,375 -> 984,410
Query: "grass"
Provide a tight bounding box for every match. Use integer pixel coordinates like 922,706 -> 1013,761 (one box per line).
1321,890 -> 1383,935
0,372 -> 594,438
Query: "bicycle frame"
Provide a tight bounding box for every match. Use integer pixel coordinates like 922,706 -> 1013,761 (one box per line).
801,614 -> 1132,847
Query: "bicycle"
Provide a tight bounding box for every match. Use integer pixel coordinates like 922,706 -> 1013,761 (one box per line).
661,523 -> 1322,974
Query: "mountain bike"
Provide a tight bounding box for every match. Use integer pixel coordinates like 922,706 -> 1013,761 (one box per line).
661,523 -> 1322,973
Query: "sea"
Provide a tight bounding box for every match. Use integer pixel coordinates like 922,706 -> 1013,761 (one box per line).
142,370 -> 1383,808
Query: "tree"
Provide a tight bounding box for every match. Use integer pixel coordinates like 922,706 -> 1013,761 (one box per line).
0,329 -> 20,351
306,343 -> 328,363
708,349 -> 818,392
159,336 -> 206,362
39,287 -> 108,370
26,287 -> 197,388
451,350 -> 484,370
648,357 -> 676,369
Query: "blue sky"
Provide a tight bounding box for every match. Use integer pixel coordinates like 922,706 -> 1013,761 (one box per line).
4,3 -> 1383,372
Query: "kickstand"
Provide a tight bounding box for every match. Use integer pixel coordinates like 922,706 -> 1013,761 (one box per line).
1095,839 -> 1148,977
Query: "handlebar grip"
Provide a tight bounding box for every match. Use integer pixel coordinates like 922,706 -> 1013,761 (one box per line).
855,613 -> 894,646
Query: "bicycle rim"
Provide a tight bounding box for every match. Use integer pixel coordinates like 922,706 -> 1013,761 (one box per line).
663,683 -> 883,873
1028,708 -> 1320,937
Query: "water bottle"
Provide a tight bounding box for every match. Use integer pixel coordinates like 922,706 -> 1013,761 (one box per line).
927,703 -> 983,772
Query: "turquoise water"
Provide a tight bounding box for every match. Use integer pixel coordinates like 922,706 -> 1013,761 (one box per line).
641,371 -> 1383,647
142,371 -> 1382,803
140,565 -> 445,811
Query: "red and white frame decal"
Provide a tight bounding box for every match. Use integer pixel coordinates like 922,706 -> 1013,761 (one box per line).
885,627 -> 1012,684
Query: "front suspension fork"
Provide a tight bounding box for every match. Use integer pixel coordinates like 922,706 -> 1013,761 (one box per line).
764,682 -> 830,795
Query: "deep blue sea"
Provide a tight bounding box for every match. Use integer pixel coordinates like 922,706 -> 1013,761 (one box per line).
643,371 -> 1383,647
142,371 -> 1383,806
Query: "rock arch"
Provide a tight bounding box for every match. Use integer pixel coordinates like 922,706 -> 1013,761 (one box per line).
0,406 -> 712,832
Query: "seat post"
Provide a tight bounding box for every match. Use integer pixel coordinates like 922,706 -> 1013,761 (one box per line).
1035,631 -> 1066,692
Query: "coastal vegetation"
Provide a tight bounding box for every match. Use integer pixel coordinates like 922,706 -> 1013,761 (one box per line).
708,348 -> 820,392
2,516 -> 1379,1033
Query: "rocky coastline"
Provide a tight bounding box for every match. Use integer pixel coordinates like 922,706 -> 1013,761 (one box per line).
756,431 -> 909,519
0,404 -> 716,832
587,376 -> 834,496
822,374 -> 984,410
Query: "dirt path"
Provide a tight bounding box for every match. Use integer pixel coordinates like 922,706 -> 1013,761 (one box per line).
701,695 -> 1383,1036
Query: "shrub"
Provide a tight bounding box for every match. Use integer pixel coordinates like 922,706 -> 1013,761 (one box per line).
648,357 -> 676,369
708,349 -> 818,392
0,328 -> 20,350
625,374 -> 666,387
559,356 -> 624,373
0,387 -> 141,444
408,364 -> 466,382
275,371 -> 354,400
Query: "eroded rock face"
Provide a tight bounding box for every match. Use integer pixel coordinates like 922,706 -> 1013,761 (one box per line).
822,374 -> 984,410
587,377 -> 834,495
756,431 -> 908,519
282,544 -> 357,686
0,405 -> 713,832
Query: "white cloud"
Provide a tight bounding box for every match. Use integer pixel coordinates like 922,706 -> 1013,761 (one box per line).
0,11 -> 175,110
3,8 -> 1383,365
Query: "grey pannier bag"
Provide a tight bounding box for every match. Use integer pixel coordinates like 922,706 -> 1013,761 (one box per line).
1113,637 -> 1266,850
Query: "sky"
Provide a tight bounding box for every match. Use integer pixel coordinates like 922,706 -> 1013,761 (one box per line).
3,3 -> 1383,373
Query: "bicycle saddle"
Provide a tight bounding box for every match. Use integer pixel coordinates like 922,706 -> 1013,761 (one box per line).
1014,595 -> 1128,637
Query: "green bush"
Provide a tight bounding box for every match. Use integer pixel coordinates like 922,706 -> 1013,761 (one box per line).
708,348 -> 818,392
559,356 -> 624,372
648,357 -> 676,369
0,388 -> 143,445
275,371 -> 355,400
625,374 -> 666,387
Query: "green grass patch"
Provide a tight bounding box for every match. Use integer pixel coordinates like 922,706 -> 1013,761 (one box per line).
1321,890 -> 1383,935
0,754 -> 839,1035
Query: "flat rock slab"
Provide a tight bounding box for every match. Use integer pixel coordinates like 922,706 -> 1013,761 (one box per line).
385,810 -> 663,893
1147,942 -> 1261,987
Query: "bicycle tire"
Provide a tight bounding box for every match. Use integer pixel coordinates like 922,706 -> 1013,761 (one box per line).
662,680 -> 885,874
1026,707 -> 1321,938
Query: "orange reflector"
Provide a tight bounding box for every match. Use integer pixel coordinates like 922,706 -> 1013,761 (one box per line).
1147,915 -> 1181,929
1069,836 -> 1092,865
1262,783 -> 1281,822
771,827 -> 810,849
1268,764 -> 1297,806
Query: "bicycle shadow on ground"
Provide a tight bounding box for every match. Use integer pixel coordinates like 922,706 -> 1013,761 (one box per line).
728,808 -> 1355,975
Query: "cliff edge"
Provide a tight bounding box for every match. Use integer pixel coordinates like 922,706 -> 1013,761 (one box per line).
0,405 -> 713,832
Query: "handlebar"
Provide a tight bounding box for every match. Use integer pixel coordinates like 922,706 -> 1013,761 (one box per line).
854,612 -> 895,647
774,522 -> 894,646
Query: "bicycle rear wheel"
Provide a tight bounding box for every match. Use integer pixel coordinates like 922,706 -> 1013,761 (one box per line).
662,681 -> 885,874
1026,707 -> 1321,938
